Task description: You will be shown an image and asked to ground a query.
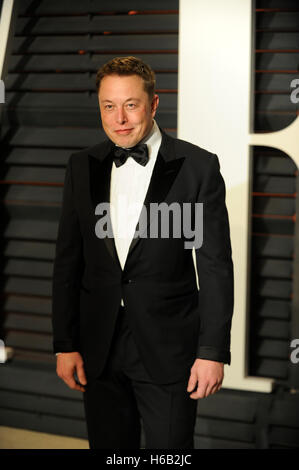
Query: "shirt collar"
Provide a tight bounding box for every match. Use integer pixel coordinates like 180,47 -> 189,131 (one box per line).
139,119 -> 161,160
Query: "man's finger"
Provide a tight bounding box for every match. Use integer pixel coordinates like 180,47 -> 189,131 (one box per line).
67,380 -> 86,392
76,363 -> 87,386
205,382 -> 220,397
187,374 -> 197,392
190,381 -> 208,399
64,375 -> 86,392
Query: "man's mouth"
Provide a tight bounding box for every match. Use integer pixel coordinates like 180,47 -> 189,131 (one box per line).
115,129 -> 133,135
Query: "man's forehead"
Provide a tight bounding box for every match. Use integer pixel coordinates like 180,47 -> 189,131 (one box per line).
100,97 -> 141,103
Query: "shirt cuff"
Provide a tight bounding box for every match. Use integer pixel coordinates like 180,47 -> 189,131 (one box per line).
197,346 -> 231,365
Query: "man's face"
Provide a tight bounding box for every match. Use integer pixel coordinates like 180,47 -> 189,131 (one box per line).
98,74 -> 159,148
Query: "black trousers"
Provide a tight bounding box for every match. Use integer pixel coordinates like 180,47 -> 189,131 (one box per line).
83,305 -> 197,449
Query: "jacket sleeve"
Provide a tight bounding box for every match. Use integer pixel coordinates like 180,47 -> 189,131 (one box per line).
51,154 -> 84,353
194,153 -> 234,365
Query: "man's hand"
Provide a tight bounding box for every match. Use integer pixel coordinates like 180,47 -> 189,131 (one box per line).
187,358 -> 224,399
56,352 -> 87,392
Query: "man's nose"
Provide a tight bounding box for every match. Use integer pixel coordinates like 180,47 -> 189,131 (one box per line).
116,107 -> 127,124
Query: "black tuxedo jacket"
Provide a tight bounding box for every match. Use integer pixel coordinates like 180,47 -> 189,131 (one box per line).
52,128 -> 234,384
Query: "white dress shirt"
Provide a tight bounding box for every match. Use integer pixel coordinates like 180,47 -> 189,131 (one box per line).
110,119 -> 162,306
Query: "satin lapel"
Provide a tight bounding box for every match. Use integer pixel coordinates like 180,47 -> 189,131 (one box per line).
88,145 -> 122,271
126,145 -> 185,260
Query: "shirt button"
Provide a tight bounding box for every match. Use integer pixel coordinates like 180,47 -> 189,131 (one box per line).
123,279 -> 132,284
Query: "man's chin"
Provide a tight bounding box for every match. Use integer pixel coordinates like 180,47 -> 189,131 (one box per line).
112,134 -> 139,148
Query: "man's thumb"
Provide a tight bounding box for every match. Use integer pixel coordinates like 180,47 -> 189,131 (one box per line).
187,373 -> 197,392
77,363 -> 87,385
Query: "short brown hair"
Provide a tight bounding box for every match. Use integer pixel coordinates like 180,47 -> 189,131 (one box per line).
95,56 -> 156,100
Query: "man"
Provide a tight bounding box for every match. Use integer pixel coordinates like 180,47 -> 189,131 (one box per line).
52,56 -> 234,449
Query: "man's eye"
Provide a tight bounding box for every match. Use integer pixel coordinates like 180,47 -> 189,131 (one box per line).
105,105 -> 113,110
127,103 -> 136,109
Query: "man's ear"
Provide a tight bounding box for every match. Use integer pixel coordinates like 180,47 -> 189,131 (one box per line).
151,94 -> 159,115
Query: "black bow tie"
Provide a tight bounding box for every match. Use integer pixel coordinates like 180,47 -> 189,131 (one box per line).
113,143 -> 149,168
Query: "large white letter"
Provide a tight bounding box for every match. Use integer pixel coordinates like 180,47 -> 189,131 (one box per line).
178,0 -> 275,392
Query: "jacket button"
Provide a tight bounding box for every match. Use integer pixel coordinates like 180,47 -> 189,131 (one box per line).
123,279 -> 132,284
